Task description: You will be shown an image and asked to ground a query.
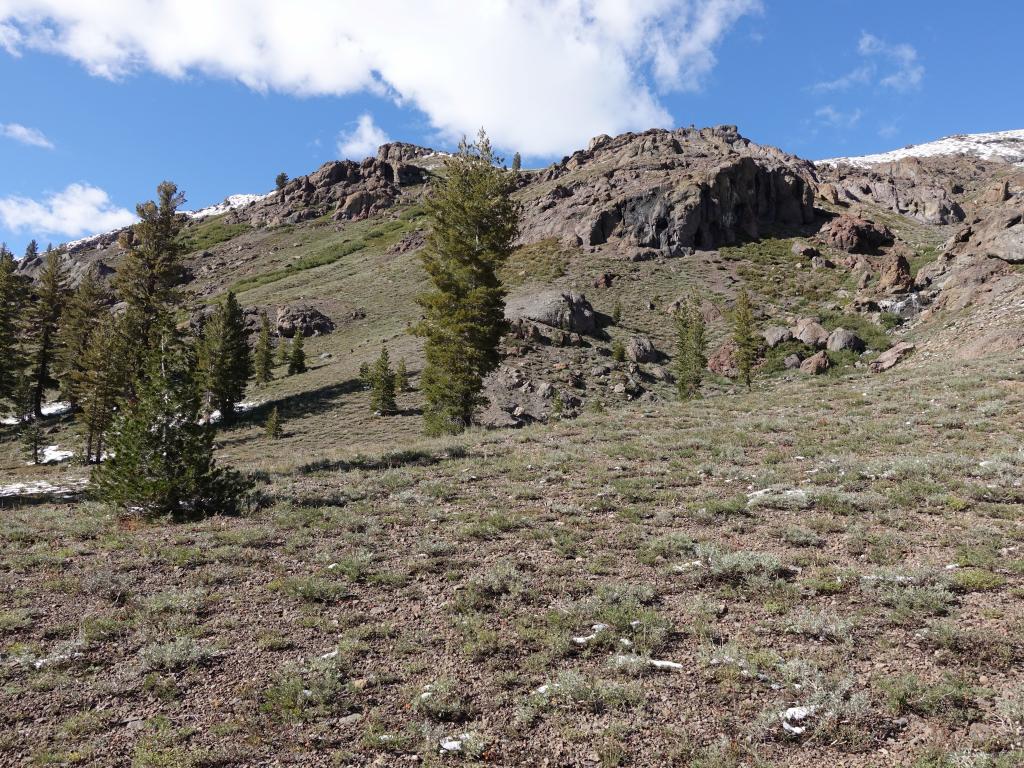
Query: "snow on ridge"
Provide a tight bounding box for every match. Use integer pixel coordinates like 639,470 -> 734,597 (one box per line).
817,129 -> 1024,169
184,192 -> 271,220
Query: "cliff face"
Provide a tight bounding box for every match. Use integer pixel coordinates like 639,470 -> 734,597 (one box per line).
516,125 -> 816,255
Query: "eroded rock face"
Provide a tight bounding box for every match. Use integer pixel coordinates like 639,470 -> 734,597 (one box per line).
819,216 -> 894,254
518,125 -> 815,254
276,304 -> 335,338
505,290 -> 597,336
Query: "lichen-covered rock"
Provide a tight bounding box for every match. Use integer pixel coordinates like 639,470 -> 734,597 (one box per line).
276,304 -> 335,338
505,290 -> 596,335
707,340 -> 739,378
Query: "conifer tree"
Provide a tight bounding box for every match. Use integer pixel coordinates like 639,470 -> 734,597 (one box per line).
254,312 -> 274,384
0,243 -> 25,409
395,359 -> 409,392
732,288 -> 758,389
265,406 -> 283,439
114,181 -> 186,356
14,376 -> 41,464
27,248 -> 67,417
55,265 -> 108,409
358,361 -> 371,390
413,129 -> 521,434
287,333 -> 306,375
24,239 -> 39,261
77,315 -> 128,464
511,152 -> 522,172
197,291 -> 252,425
277,336 -> 290,367
93,320 -> 249,518
275,172 -> 289,191
370,346 -> 397,414
674,297 -> 707,400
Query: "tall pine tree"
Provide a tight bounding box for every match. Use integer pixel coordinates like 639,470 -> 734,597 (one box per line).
369,346 -> 397,414
287,332 -> 306,375
413,129 -> 521,434
0,244 -> 25,410
197,291 -> 252,425
93,319 -> 248,518
674,297 -> 707,400
77,315 -> 128,464
114,181 -> 186,358
732,288 -> 758,389
27,248 -> 67,417
55,265 -> 108,409
254,312 -> 274,384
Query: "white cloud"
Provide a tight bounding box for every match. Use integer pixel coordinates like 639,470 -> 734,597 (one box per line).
811,32 -> 923,94
858,33 -> 923,92
0,183 -> 136,237
0,0 -> 761,157
337,114 -> 389,160
815,105 -> 862,130
1,122 -> 54,148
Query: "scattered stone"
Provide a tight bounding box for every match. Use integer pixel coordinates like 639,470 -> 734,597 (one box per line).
826,328 -> 866,353
781,705 -> 817,736
869,341 -> 915,372
625,335 -> 657,363
783,353 -> 802,369
791,318 -> 829,347
763,325 -> 793,348
810,255 -> 834,270
800,350 -> 830,375
593,272 -> 616,288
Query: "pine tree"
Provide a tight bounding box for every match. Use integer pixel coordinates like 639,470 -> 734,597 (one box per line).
0,243 -> 26,409
413,129 -> 521,434
611,339 -> 626,362
77,315 -> 129,464
55,265 -> 108,409
370,346 -> 397,414
265,406 -> 283,439
197,291 -> 253,425
395,359 -> 409,392
732,288 -> 758,389
277,336 -> 290,367
674,297 -> 707,400
15,376 -> 41,464
24,239 -> 39,261
93,321 -> 249,518
27,248 -> 67,417
511,152 -> 522,172
254,312 -> 274,384
287,333 -> 306,375
358,361 -> 371,390
275,172 -> 289,191
114,181 -> 186,356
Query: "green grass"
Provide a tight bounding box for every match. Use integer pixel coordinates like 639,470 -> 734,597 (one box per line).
179,214 -> 252,253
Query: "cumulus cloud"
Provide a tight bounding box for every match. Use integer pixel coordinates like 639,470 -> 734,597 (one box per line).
0,183 -> 136,238
815,105 -> 862,130
1,121 -> 54,148
337,114 -> 390,160
811,31 -> 923,94
0,0 -> 761,156
858,33 -> 924,92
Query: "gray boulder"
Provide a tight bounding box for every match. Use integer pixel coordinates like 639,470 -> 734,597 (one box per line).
826,328 -> 866,353
791,318 -> 829,348
626,335 -> 657,363
505,290 -> 596,335
276,304 -> 336,338
763,325 -> 793,348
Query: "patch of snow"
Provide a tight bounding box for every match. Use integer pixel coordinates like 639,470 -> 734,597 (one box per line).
35,445 -> 74,465
572,623 -> 610,645
614,653 -> 683,671
184,193 -> 272,220
319,649 -> 339,660
818,129 -> 1024,169
2,401 -> 71,425
204,400 -> 261,425
0,479 -> 87,499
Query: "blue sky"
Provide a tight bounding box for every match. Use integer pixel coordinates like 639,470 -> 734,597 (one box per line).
1,0 -> 1021,254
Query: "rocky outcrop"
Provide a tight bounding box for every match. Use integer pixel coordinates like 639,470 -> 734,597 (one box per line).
876,252 -> 913,294
763,325 -> 793,348
800,350 -> 830,375
819,216 -> 894,254
479,366 -> 577,428
505,290 -> 597,335
870,342 -> 915,372
276,304 -> 336,338
518,125 -> 815,254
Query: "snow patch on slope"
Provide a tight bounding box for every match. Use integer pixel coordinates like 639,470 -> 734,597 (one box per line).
818,129 -> 1024,169
184,193 -> 271,220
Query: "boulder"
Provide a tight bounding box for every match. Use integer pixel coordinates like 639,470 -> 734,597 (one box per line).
819,215 -> 894,254
707,341 -> 739,379
593,272 -> 616,289
791,318 -> 829,347
826,328 -> 866,353
876,252 -> 913,293
625,335 -> 657,363
869,342 -> 915,373
799,350 -> 830,375
505,290 -> 597,335
276,304 -> 336,338
810,255 -> 835,270
763,325 -> 793,348
783,353 -> 802,370
791,242 -> 819,258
